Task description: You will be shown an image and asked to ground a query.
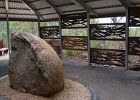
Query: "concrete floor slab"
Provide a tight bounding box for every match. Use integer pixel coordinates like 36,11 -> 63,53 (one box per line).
64,63 -> 140,100
0,55 -> 9,77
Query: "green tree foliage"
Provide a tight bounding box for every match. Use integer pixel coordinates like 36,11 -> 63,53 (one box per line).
0,21 -> 7,47
10,21 -> 38,35
63,29 -> 87,36
0,21 -> 39,47
41,21 -> 59,26
129,27 -> 140,37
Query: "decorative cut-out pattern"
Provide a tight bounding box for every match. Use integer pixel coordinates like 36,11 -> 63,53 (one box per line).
44,39 -> 60,47
53,46 -> 61,57
129,7 -> 140,26
90,48 -> 125,66
62,36 -> 88,51
44,39 -> 60,56
40,26 -> 59,39
61,13 -> 87,29
129,37 -> 140,55
129,16 -> 140,26
90,24 -> 125,40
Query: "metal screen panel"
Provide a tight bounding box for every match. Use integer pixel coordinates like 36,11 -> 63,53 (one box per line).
129,7 -> 140,26
40,26 -> 60,56
40,26 -> 60,39
129,37 -> 140,55
44,39 -> 60,46
90,48 -> 125,66
61,13 -> 87,29
62,36 -> 88,51
89,22 -> 125,67
90,23 -> 125,40
53,46 -> 61,56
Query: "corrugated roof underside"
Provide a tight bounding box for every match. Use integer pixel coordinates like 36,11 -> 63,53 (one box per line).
0,0 -> 37,20
131,0 -> 140,4
51,0 -> 73,6
0,0 -> 5,14
0,0 -> 140,21
27,0 -> 57,19
87,0 -> 122,9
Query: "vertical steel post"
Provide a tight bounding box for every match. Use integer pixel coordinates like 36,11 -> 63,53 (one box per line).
59,16 -> 63,60
6,13 -> 10,54
125,8 -> 129,70
87,13 -> 91,65
38,17 -> 40,37
5,0 -> 10,54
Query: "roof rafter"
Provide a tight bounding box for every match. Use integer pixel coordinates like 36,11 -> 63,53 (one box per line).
44,0 -> 62,16
118,0 -> 132,8
1,12 -> 35,16
35,7 -> 51,11
70,0 -> 98,16
0,7 -> 31,11
22,0 -> 44,20
5,0 -> 8,11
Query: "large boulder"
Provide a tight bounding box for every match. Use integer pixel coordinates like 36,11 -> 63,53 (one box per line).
8,32 -> 64,96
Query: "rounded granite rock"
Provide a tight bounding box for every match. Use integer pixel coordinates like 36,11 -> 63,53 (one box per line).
9,32 -> 64,96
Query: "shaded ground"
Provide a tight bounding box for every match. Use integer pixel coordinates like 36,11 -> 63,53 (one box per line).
0,54 -> 9,77
0,55 -> 140,100
63,52 -> 89,66
63,62 -> 140,100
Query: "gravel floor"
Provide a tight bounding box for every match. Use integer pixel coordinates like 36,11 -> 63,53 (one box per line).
0,77 -> 91,100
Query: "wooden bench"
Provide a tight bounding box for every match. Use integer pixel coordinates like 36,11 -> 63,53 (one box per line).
0,48 -> 8,56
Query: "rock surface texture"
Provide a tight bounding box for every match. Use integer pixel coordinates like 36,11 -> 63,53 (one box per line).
9,32 -> 64,96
